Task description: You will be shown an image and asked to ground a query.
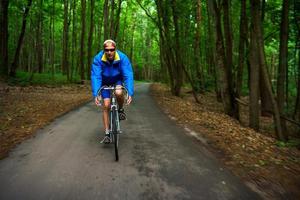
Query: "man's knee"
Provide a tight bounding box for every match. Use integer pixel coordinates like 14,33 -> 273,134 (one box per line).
115,85 -> 123,96
102,100 -> 110,111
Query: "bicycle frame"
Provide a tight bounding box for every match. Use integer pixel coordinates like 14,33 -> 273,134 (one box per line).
97,85 -> 128,161
109,87 -> 121,135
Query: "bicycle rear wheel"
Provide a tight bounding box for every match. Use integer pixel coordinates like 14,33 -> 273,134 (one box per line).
111,108 -> 119,161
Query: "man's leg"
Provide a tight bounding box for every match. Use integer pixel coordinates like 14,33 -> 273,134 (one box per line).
102,98 -> 111,132
115,85 -> 126,120
115,85 -> 124,108
100,98 -> 111,144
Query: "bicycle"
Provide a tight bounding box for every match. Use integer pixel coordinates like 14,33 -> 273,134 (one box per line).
97,85 -> 128,161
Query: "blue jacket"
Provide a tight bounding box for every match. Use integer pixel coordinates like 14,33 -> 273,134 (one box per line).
91,50 -> 134,97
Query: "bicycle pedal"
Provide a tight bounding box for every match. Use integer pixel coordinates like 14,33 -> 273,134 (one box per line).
100,136 -> 111,144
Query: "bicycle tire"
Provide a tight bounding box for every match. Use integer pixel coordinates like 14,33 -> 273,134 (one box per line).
112,107 -> 119,161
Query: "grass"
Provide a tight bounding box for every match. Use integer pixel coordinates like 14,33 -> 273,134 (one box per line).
134,80 -> 152,83
276,139 -> 300,148
7,71 -> 81,86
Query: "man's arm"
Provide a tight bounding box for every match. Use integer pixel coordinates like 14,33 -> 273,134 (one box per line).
120,54 -> 134,97
91,54 -> 102,98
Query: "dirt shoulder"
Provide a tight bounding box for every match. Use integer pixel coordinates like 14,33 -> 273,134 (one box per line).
150,83 -> 300,200
0,83 -> 91,159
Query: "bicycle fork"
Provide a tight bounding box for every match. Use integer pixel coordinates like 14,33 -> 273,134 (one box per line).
110,100 -> 121,134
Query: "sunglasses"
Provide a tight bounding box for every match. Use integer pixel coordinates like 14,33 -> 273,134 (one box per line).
104,48 -> 115,52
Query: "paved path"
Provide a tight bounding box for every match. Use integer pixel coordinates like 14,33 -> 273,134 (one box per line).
0,83 -> 261,200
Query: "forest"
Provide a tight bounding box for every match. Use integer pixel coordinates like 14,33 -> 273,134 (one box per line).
0,0 -> 299,142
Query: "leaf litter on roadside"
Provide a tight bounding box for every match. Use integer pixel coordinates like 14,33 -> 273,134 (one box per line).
0,84 -> 91,159
150,83 -> 300,199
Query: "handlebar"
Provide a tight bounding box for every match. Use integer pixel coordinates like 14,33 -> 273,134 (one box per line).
96,85 -> 129,99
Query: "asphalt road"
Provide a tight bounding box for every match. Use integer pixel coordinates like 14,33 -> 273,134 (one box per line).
0,83 -> 261,200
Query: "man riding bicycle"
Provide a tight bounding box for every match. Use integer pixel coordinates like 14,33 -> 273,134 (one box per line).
91,39 -> 134,143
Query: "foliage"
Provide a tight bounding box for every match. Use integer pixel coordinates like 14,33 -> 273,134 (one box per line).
276,139 -> 300,148
7,71 -> 80,86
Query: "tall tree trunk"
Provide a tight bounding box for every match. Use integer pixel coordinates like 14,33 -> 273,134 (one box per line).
222,0 -> 233,79
277,0 -> 289,135
259,0 -> 272,115
236,0 -> 248,121
171,0 -> 183,96
28,21 -> 35,73
10,0 -> 33,77
80,0 -> 86,82
49,2 -> 53,76
87,0 -> 95,80
294,46 -> 300,124
154,0 -> 175,90
103,0 -> 110,40
129,24 -> 135,61
260,74 -> 273,115
213,0 -> 233,116
261,0 -> 266,22
110,0 -> 115,39
194,0 -> 205,92
113,0 -> 122,40
119,4 -> 128,50
143,29 -> 151,80
206,0 -> 219,99
97,11 -> 104,49
0,0 -> 9,76
51,0 -> 56,78
249,0 -> 260,131
71,0 -> 77,81
62,0 -> 69,80
251,0 -> 287,141
222,0 -> 238,119
294,0 -> 300,125
158,38 -> 167,82
37,0 -> 44,74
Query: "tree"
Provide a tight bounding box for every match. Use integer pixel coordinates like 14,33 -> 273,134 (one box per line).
109,0 -> 115,38
50,0 -> 56,78
80,0 -> 86,82
236,0 -> 248,121
103,0 -> 109,40
295,46 -> 300,126
277,0 -> 289,135
113,0 -> 122,40
171,0 -> 199,102
87,0 -> 95,79
37,0 -> 44,74
294,0 -> 300,127
102,0 -> 123,41
206,0 -> 218,97
0,0 -> 9,76
194,0 -> 205,92
212,0 -> 235,116
170,0 -> 183,96
222,0 -> 238,119
250,0 -> 287,141
259,0 -> 273,116
249,0 -> 261,131
10,0 -> 33,77
128,10 -> 136,62
70,0 -> 77,80
154,0 -> 175,92
62,0 -> 70,79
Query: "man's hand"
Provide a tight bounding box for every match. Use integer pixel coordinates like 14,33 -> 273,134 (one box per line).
127,96 -> 132,105
95,96 -> 102,106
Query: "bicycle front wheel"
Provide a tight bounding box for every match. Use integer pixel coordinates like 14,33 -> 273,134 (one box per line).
111,108 -> 119,161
